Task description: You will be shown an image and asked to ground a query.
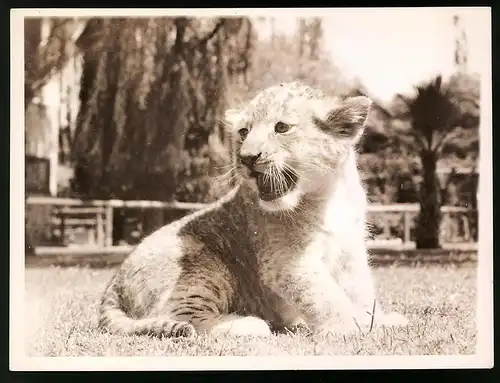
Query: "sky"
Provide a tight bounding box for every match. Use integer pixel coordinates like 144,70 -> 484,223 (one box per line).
255,7 -> 489,103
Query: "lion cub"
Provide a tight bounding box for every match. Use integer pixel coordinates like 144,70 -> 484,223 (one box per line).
98,82 -> 408,338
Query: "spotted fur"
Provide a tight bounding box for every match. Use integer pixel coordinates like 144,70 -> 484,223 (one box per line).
99,82 -> 408,338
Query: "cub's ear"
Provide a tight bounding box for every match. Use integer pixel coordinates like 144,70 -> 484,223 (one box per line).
311,96 -> 372,142
223,108 -> 246,132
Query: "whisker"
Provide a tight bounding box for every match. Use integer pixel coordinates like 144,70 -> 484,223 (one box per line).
209,166 -> 237,187
278,167 -> 289,195
263,169 -> 271,184
281,166 -> 299,186
276,166 -> 285,196
276,167 -> 283,195
282,162 -> 313,185
214,166 -> 236,180
270,166 -> 278,194
215,163 -> 235,170
274,164 -> 284,195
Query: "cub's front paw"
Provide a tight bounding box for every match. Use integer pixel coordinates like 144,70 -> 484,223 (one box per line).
211,316 -> 272,337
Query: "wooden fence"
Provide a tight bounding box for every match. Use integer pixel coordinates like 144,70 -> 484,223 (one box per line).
25,196 -> 477,256
366,203 -> 476,244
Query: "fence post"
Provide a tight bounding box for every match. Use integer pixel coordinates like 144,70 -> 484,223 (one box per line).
105,204 -> 113,247
403,211 -> 411,245
58,207 -> 66,246
96,209 -> 104,247
463,210 -> 471,242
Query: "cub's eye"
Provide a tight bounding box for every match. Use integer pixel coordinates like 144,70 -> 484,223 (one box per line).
238,127 -> 249,139
274,121 -> 292,134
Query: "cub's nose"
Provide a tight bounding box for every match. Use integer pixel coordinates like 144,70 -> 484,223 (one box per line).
240,152 -> 262,170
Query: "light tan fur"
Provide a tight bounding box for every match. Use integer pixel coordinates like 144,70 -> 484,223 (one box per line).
99,82 -> 408,338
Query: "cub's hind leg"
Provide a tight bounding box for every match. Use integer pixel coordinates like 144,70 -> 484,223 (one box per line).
99,277 -> 196,338
166,286 -> 273,338
166,263 -> 272,338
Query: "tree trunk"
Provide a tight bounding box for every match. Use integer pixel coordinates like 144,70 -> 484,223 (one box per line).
416,151 -> 442,249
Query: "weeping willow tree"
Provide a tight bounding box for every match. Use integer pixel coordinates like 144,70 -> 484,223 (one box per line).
72,17 -> 253,203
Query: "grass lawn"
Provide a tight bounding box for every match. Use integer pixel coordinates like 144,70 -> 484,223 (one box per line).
24,264 -> 477,357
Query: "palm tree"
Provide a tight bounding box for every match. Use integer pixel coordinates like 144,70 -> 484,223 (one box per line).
395,75 -> 462,249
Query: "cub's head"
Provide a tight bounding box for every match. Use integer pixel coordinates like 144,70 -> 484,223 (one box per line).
223,82 -> 371,212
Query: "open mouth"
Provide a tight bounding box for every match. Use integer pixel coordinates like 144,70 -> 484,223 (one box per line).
250,170 -> 299,201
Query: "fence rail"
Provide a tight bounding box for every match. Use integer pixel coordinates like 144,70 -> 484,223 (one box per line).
366,203 -> 473,213
26,196 -> 477,256
27,197 -> 475,213
27,196 -> 207,210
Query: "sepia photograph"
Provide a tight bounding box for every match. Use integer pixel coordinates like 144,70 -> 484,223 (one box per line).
11,7 -> 492,370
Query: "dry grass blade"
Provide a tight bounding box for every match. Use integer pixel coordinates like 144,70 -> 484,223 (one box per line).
352,317 -> 364,335
369,299 -> 377,333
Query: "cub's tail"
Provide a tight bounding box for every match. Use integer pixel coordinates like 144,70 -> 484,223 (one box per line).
98,279 -> 195,338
